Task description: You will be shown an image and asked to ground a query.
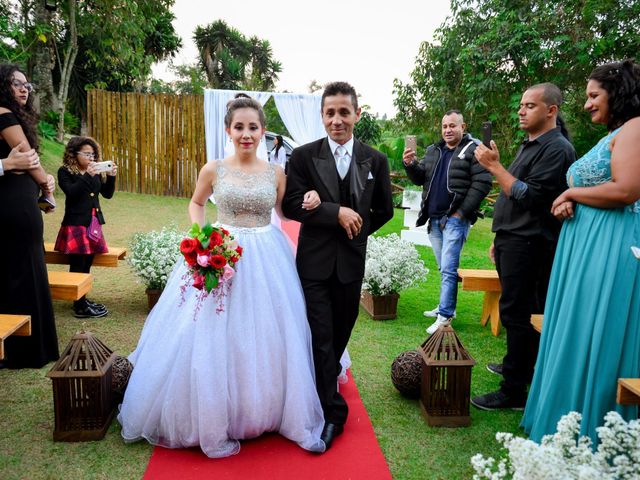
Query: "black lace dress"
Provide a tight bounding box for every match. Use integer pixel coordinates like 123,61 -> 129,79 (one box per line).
0,112 -> 58,368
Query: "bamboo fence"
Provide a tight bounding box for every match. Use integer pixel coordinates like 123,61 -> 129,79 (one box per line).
87,89 -> 206,198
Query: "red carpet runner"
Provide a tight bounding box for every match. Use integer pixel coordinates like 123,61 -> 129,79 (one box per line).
143,220 -> 392,480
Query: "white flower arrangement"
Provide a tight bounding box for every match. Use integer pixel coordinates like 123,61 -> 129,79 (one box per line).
128,226 -> 185,290
471,411 -> 640,480
362,233 -> 428,296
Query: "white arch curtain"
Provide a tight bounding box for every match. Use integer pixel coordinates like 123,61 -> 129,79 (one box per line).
204,89 -> 326,161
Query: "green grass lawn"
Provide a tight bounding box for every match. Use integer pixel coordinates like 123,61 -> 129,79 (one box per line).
0,145 -> 520,478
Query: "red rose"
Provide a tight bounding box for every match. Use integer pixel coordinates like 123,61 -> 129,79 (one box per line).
235,246 -> 243,256
209,255 -> 227,269
192,274 -> 205,290
180,238 -> 198,255
196,243 -> 208,256
184,252 -> 197,267
210,231 -> 223,247
221,228 -> 230,236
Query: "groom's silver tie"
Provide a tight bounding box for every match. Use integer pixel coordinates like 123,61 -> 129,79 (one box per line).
335,145 -> 350,180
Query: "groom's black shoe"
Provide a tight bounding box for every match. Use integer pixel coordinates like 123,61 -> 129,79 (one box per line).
320,423 -> 344,450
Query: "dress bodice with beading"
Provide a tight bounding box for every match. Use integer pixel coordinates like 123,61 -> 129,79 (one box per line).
213,161 -> 277,228
568,128 -> 639,213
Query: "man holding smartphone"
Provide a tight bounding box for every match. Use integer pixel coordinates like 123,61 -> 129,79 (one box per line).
403,110 -> 492,334
471,83 -> 576,411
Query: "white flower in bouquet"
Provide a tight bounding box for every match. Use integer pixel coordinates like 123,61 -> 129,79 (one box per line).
362,233 -> 428,296
128,226 -> 185,290
471,411 -> 640,480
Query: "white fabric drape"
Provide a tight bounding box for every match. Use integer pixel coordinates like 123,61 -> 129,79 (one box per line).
204,89 -> 271,161
272,93 -> 325,145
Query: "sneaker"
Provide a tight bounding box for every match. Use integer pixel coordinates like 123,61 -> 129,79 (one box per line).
471,390 -> 526,411
486,363 -> 503,376
426,314 -> 452,335
73,304 -> 108,319
423,306 -> 439,318
423,307 -> 456,319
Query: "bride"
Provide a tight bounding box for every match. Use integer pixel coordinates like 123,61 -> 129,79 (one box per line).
118,96 -> 326,457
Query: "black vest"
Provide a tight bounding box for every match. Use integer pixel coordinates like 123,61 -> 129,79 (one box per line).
338,166 -> 353,209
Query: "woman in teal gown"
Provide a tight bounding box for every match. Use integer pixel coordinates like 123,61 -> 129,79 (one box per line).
522,60 -> 640,443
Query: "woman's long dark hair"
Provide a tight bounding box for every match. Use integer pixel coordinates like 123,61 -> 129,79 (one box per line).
274,134 -> 283,156
556,115 -> 570,141
589,59 -> 640,130
0,64 -> 39,151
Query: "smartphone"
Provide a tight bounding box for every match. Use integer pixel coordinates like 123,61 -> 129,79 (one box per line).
632,246 -> 640,259
38,195 -> 55,212
482,121 -> 492,148
94,161 -> 114,173
405,135 -> 417,152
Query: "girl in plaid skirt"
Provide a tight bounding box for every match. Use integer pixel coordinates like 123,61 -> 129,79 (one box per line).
54,137 -> 117,318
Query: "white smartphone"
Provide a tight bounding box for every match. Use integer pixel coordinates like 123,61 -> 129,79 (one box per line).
405,135 -> 417,152
93,161 -> 113,173
631,246 -> 640,260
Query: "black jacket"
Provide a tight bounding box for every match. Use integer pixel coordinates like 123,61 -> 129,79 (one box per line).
282,137 -> 394,283
58,167 -> 115,227
404,133 -> 492,226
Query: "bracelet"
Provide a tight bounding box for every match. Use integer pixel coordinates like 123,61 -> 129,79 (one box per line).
0,158 -> 4,176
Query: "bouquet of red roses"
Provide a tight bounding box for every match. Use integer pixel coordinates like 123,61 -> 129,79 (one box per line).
179,223 -> 243,296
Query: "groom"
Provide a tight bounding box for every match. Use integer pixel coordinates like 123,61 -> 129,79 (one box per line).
283,81 -> 393,449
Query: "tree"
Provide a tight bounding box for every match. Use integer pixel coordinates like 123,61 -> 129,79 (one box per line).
354,106 -> 382,145
308,79 -> 323,94
394,0 -> 640,159
1,0 -> 182,136
193,20 -> 282,91
67,0 -> 181,129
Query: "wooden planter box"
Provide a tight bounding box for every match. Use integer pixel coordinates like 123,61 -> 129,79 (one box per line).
360,291 -> 399,320
145,288 -> 162,311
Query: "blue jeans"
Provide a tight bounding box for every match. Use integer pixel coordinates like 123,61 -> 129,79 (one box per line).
428,215 -> 470,318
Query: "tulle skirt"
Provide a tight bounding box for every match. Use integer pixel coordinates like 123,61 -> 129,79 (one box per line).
118,223 -> 326,457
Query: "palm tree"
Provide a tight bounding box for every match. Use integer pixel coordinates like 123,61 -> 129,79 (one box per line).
193,20 -> 282,91
246,37 -> 282,91
194,20 -> 250,90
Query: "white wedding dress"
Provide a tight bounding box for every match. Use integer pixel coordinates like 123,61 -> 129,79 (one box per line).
118,161 -> 326,457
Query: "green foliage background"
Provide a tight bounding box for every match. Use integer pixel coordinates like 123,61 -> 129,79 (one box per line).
393,0 -> 640,161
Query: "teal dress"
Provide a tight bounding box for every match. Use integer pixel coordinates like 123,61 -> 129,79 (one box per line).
521,128 -> 640,443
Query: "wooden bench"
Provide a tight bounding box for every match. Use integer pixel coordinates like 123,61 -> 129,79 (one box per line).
0,314 -> 31,360
458,269 -> 502,336
44,243 -> 127,267
48,271 -> 93,301
617,379 -> 640,405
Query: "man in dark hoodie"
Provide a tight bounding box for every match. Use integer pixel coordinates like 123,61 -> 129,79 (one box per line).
403,110 -> 492,334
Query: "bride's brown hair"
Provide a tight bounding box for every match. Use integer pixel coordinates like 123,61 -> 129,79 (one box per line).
224,95 -> 265,128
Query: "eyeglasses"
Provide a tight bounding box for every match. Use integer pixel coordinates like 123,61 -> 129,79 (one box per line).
78,152 -> 96,159
11,80 -> 35,93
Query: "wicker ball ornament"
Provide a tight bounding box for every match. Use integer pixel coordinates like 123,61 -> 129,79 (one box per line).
111,355 -> 133,394
391,350 -> 422,399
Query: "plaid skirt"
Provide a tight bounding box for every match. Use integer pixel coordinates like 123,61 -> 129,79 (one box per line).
54,220 -> 108,255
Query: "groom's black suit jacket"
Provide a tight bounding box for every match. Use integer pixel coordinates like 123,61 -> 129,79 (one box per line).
282,137 -> 393,283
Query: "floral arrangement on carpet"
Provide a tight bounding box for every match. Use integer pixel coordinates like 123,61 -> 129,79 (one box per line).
362,233 -> 428,296
179,223 -> 243,312
471,411 -> 640,480
128,226 -> 184,290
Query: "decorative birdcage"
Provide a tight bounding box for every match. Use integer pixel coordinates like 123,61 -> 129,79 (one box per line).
418,325 -> 476,427
46,328 -> 116,441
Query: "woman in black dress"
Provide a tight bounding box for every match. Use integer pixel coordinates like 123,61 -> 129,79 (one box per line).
0,63 -> 59,369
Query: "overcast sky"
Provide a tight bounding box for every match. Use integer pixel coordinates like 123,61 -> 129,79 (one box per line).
152,0 -> 452,118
